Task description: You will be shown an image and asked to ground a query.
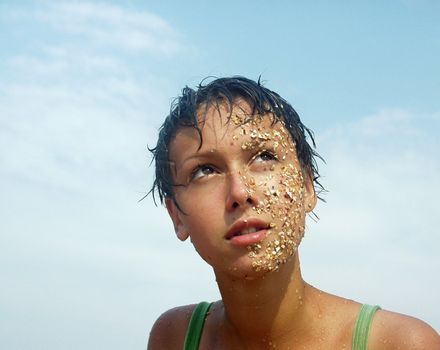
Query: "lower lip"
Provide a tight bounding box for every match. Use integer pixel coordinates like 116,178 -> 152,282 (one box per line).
228,229 -> 267,246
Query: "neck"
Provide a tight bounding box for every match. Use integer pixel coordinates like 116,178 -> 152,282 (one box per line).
214,252 -> 313,346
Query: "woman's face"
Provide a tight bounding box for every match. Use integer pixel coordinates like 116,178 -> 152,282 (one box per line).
166,100 -> 316,278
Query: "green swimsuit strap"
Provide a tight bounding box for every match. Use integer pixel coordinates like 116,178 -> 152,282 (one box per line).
352,304 -> 381,350
183,302 -> 213,350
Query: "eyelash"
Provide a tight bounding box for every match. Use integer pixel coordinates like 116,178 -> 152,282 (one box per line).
254,150 -> 278,162
189,150 -> 278,181
190,164 -> 217,180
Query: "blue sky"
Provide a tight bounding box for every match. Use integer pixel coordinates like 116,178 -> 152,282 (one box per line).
0,1 -> 439,349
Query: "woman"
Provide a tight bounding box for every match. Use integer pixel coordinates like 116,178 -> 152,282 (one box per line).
147,77 -> 439,349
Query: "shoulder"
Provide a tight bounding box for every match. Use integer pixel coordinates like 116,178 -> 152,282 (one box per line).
369,309 -> 440,350
147,304 -> 198,350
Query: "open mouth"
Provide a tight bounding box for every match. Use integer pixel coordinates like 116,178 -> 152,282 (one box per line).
229,226 -> 266,238
226,220 -> 270,246
225,219 -> 272,242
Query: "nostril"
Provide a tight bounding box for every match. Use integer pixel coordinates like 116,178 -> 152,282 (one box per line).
230,197 -> 254,210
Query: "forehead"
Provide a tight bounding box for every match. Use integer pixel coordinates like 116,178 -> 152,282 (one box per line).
169,100 -> 293,157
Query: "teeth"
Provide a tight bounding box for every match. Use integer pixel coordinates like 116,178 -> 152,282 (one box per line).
238,227 -> 258,236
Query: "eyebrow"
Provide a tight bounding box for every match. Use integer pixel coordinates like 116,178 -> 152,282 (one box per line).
178,149 -> 221,167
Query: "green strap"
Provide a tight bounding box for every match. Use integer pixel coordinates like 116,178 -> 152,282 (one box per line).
183,302 -> 378,350
352,304 -> 381,350
183,302 -> 213,350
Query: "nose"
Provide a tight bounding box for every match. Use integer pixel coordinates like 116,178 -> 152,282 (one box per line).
225,171 -> 258,212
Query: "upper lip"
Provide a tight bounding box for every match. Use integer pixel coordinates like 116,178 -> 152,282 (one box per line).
225,218 -> 270,240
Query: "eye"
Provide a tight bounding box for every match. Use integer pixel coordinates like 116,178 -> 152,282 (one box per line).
190,164 -> 216,180
254,150 -> 278,163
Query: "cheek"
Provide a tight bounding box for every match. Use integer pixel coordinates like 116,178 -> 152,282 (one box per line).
268,165 -> 305,222
177,185 -> 224,227
246,164 -> 305,217
177,176 -> 221,204
247,164 -> 306,272
278,166 -> 306,230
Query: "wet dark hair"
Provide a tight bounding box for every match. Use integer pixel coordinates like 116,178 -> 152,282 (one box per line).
148,76 -> 324,207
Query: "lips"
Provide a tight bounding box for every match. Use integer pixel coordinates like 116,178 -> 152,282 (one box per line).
231,227 -> 259,237
225,218 -> 271,246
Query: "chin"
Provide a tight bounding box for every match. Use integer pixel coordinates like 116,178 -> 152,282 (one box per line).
216,258 -> 284,281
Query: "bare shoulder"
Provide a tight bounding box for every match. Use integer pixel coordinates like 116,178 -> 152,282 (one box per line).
147,304 -> 197,350
369,309 -> 440,350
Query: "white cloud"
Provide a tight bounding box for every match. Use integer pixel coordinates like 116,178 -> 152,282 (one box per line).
32,2 -> 183,54
0,5 -> 183,347
314,108 -> 440,249
301,108 -> 440,328
354,108 -> 414,137
0,1 -> 183,195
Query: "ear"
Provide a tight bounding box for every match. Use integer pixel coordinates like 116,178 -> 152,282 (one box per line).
165,198 -> 189,241
303,171 -> 317,213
